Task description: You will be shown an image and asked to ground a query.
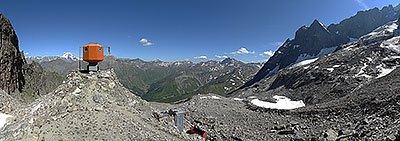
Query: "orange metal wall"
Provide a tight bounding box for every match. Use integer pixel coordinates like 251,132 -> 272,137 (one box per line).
83,43 -> 104,63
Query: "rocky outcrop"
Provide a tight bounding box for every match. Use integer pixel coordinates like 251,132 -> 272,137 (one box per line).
0,13 -> 25,94
237,5 -> 400,91
0,69 -> 203,140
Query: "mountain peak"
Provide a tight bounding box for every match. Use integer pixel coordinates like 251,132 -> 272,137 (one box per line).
221,57 -> 238,64
61,52 -> 73,58
309,19 -> 328,31
61,52 -> 79,61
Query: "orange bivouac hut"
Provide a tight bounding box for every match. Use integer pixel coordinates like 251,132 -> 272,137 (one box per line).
82,43 -> 104,71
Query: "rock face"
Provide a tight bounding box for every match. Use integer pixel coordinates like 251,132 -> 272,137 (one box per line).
0,14 -> 25,94
238,5 -> 400,90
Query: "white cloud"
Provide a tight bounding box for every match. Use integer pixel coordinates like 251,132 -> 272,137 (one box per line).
139,38 -> 148,44
143,42 -> 153,46
139,38 -> 154,46
354,0 -> 368,10
260,50 -> 274,57
24,52 -> 29,55
225,47 -> 255,55
215,55 -> 228,59
194,55 -> 207,59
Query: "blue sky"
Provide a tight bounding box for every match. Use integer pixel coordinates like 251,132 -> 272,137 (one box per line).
0,0 -> 398,62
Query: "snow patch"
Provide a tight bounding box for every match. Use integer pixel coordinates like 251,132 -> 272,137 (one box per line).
326,68 -> 334,72
224,87 -> 229,90
200,95 -> 222,100
0,113 -> 12,128
233,98 -> 243,101
382,56 -> 400,61
332,65 -> 341,68
356,63 -> 373,78
251,96 -> 305,110
294,46 -> 337,65
381,36 -> 400,53
376,65 -> 396,78
293,58 -> 318,67
361,21 -> 398,42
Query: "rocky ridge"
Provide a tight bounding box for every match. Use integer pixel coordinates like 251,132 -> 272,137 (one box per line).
0,69 -> 204,140
240,4 -> 400,90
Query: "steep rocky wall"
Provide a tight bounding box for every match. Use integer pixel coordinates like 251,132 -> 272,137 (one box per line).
0,13 -> 25,94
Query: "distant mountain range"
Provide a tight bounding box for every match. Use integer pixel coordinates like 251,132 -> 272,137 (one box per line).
25,52 -> 80,63
27,54 -> 261,102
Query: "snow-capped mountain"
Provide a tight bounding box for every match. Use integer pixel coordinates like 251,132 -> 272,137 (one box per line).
224,15 -> 400,140
238,5 -> 400,90
60,52 -> 79,61
25,52 -> 80,63
231,9 -> 400,105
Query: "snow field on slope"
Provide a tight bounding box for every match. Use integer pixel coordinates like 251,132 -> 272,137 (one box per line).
251,95 -> 305,110
0,113 -> 12,128
381,36 -> 400,53
200,95 -> 222,100
293,58 -> 318,67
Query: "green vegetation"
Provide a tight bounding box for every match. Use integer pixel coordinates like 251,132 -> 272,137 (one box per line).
143,72 -> 201,101
114,63 -> 180,95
